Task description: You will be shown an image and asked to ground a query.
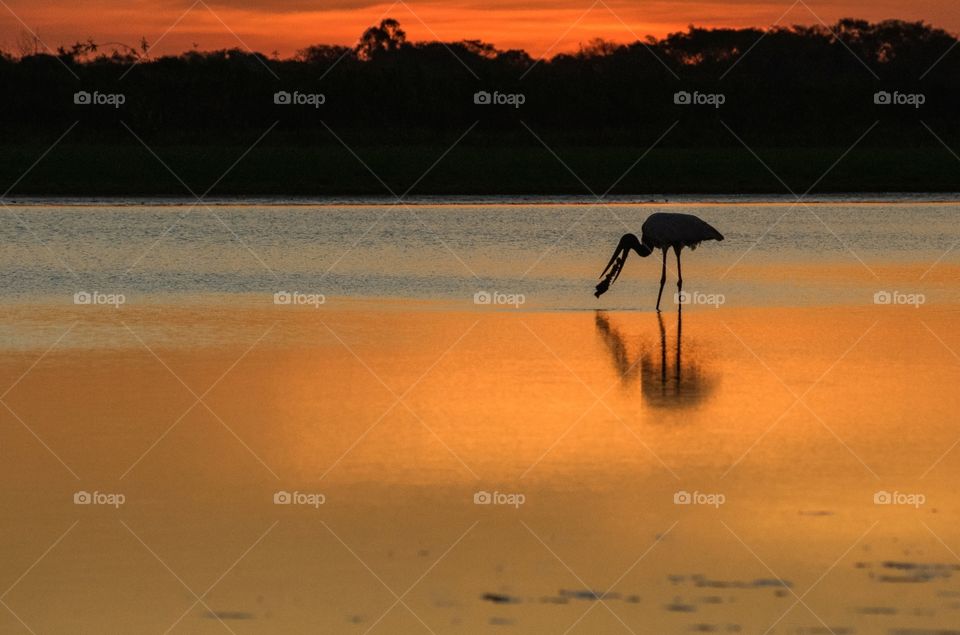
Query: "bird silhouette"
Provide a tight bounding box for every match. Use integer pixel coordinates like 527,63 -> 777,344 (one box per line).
594,213 -> 724,311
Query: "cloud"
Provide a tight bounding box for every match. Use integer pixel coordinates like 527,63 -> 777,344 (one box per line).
195,0 -> 384,12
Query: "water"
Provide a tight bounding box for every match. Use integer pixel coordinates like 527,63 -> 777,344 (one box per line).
2,199 -> 960,633
2,201 -> 958,309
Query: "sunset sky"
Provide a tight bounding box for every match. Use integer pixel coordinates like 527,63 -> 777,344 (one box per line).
2,0 -> 957,58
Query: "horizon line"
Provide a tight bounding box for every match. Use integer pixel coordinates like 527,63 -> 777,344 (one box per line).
7,15 -> 956,63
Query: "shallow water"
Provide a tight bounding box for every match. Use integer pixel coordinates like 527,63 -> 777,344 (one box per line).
2,201 -> 958,310
1,201 -> 959,633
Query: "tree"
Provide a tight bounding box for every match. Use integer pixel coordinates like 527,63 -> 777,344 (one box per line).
297,44 -> 355,64
16,28 -> 41,57
356,19 -> 406,60
578,38 -> 620,58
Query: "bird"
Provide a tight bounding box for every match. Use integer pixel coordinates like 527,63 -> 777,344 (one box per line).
594,212 -> 724,311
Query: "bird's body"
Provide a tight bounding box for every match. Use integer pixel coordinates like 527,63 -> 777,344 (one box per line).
594,212 -> 724,310
639,213 -> 724,251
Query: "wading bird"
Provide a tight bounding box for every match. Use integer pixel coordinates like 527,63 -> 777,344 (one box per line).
594,213 -> 724,311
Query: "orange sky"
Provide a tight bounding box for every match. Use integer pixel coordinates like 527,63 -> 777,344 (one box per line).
2,0 -> 957,59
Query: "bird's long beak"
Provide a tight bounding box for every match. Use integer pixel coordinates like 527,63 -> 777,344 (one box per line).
596,242 -> 628,298
598,247 -> 623,280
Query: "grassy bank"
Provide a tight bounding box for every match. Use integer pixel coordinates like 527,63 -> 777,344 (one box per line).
2,143 -> 958,196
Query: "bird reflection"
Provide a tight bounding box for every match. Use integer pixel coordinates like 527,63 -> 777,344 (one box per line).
595,309 -> 716,408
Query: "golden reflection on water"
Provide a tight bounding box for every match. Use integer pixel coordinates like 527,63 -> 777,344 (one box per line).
595,310 -> 717,409
2,300 -> 960,633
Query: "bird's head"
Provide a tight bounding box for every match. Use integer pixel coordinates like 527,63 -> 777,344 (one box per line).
623,233 -> 652,257
595,234 -> 651,298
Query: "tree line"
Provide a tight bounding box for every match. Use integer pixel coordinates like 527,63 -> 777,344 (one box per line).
1,18 -> 958,148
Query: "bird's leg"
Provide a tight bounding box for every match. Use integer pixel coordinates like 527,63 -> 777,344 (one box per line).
655,248 -> 667,312
657,311 -> 667,385
675,246 -> 683,295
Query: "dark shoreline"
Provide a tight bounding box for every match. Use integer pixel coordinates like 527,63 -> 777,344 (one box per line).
3,144 -> 959,197
5,193 -> 960,206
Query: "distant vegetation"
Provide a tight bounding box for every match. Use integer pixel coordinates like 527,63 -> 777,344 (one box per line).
1,19 -> 959,195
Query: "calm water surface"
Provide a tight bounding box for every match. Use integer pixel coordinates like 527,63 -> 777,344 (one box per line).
1,199 -> 959,633
1,200 -> 958,308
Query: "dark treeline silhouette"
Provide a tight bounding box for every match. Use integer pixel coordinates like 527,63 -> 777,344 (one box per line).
1,18 -> 959,194
2,18 -> 958,146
